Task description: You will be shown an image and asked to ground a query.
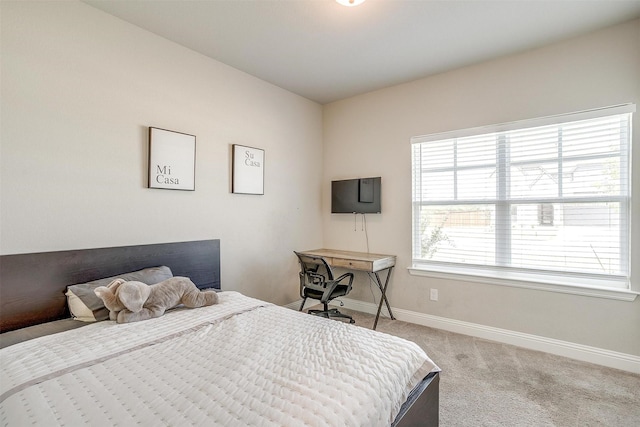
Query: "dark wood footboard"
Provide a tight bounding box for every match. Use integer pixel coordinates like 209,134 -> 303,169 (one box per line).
393,371 -> 440,427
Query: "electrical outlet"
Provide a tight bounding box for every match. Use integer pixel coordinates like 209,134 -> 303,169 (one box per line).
430,288 -> 438,301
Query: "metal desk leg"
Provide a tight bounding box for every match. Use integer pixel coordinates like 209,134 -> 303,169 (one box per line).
370,266 -> 395,330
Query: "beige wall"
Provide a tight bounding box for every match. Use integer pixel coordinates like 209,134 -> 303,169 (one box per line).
323,19 -> 640,356
0,1 -> 323,304
3,2 -> 639,358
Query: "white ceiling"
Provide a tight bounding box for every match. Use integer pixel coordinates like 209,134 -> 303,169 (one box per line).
84,0 -> 640,104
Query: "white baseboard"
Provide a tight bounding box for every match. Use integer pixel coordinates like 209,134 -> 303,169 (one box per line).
285,298 -> 640,374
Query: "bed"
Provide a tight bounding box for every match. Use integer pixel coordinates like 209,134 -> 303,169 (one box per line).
0,239 -> 440,426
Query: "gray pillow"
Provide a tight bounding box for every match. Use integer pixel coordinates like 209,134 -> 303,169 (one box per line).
66,266 -> 173,322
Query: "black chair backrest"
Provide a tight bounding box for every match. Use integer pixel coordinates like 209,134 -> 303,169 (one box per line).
294,252 -> 335,284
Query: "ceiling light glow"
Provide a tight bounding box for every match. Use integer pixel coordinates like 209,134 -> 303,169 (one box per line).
336,0 -> 366,7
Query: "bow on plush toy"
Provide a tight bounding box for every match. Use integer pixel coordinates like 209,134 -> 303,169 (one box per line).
94,277 -> 218,323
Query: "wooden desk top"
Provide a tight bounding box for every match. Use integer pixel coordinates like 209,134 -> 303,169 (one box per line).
298,248 -> 396,273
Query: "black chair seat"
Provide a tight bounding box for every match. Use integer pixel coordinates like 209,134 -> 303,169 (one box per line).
303,285 -> 349,301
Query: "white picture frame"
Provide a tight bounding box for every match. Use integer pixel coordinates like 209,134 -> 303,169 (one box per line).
148,127 -> 196,191
232,144 -> 264,195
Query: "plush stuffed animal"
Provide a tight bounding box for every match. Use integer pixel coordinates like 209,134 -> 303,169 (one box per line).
94,276 -> 218,323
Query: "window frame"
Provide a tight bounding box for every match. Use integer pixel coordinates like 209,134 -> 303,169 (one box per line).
409,104 -> 637,301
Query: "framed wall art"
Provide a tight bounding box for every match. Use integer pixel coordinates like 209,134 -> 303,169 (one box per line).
148,127 -> 196,191
232,144 -> 264,195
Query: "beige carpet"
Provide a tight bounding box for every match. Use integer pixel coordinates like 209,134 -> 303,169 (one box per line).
323,308 -> 640,426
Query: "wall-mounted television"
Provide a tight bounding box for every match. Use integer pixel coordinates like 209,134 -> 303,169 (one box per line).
331,177 -> 381,214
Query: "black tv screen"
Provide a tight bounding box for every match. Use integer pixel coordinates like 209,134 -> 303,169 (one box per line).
331,177 -> 381,214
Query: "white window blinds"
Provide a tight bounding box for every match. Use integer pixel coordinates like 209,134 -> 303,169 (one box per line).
411,105 -> 634,289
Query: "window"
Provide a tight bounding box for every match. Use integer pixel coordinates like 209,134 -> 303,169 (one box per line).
411,105 -> 634,293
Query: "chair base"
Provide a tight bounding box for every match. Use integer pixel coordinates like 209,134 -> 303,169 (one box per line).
308,308 -> 355,324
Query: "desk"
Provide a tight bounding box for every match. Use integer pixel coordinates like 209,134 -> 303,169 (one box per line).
297,249 -> 396,330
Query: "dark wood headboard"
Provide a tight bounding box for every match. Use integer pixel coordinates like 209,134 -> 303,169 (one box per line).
0,239 -> 221,332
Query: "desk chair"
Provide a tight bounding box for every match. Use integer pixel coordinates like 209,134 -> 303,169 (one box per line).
294,251 -> 355,323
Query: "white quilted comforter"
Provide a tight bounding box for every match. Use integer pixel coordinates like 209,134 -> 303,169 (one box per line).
0,291 -> 439,426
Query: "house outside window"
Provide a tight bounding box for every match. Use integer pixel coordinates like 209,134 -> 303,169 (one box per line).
410,104 -> 634,295
538,203 -> 554,226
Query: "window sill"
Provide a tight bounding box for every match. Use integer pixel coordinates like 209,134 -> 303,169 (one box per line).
407,265 -> 638,301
